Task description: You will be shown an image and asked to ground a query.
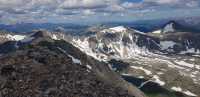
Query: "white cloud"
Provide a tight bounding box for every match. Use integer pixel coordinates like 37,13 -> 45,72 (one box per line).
0,0 -> 27,7
106,4 -> 124,12
60,0 -> 114,9
186,1 -> 199,7
0,0 -> 199,24
121,2 -> 143,9
144,0 -> 180,4
82,9 -> 95,15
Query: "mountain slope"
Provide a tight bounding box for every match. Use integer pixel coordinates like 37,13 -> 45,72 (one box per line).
72,26 -> 161,61
0,31 -> 146,97
1,26 -> 200,97
71,26 -> 200,97
72,26 -> 200,61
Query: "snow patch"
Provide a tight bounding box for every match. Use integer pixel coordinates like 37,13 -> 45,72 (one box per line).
138,80 -> 152,89
138,76 -> 144,79
175,61 -> 194,68
0,34 -> 26,41
171,86 -> 182,92
68,55 -> 81,64
130,66 -> 152,75
86,65 -> 92,69
180,48 -> 200,54
157,72 -> 164,75
184,91 -> 197,97
12,35 -> 26,41
152,30 -> 162,34
152,75 -> 165,86
121,73 -> 133,76
171,86 -> 197,96
163,22 -> 175,33
52,34 -> 59,40
189,58 -> 195,61
160,41 -> 176,50
109,26 -> 127,32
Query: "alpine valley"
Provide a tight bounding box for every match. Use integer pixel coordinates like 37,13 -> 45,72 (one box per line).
0,21 -> 200,97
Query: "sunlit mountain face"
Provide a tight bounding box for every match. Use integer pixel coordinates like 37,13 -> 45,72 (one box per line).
1,0 -> 200,97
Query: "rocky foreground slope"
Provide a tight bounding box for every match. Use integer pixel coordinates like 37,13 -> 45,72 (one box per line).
0,31 -> 146,97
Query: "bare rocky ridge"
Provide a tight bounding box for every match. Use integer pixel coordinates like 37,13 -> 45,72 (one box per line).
0,31 -> 146,97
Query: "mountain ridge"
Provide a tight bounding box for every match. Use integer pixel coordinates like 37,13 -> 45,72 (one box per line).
0,31 -> 147,97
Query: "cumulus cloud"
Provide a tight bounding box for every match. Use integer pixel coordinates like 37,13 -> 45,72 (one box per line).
144,0 -> 180,4
0,0 -> 27,8
82,9 -> 95,15
0,0 -> 199,24
186,1 -> 199,7
144,0 -> 200,7
60,0 -> 108,9
121,2 -> 145,9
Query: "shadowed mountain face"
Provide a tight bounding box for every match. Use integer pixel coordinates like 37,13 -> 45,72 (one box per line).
149,21 -> 200,54
0,32 -> 146,97
161,21 -> 200,33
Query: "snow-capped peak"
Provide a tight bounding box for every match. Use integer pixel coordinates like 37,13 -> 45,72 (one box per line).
101,26 -> 146,35
72,26 -> 158,61
109,26 -> 127,32
151,21 -> 177,34
101,26 -> 127,33
163,22 -> 175,33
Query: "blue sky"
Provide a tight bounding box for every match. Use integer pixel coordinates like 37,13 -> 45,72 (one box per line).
0,0 -> 200,24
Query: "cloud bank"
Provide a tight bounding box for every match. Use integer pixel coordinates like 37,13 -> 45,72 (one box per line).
0,0 -> 199,24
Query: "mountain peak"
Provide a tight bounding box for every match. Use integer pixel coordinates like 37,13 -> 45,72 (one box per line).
109,26 -> 127,32
162,21 -> 177,33
31,30 -> 51,38
101,26 -> 127,34
161,20 -> 199,33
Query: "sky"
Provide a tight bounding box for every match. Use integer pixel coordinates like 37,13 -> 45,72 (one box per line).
0,0 -> 200,24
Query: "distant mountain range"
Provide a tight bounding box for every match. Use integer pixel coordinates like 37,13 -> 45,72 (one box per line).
1,17 -> 200,34
103,17 -> 200,33
1,21 -> 200,56
0,23 -> 88,34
